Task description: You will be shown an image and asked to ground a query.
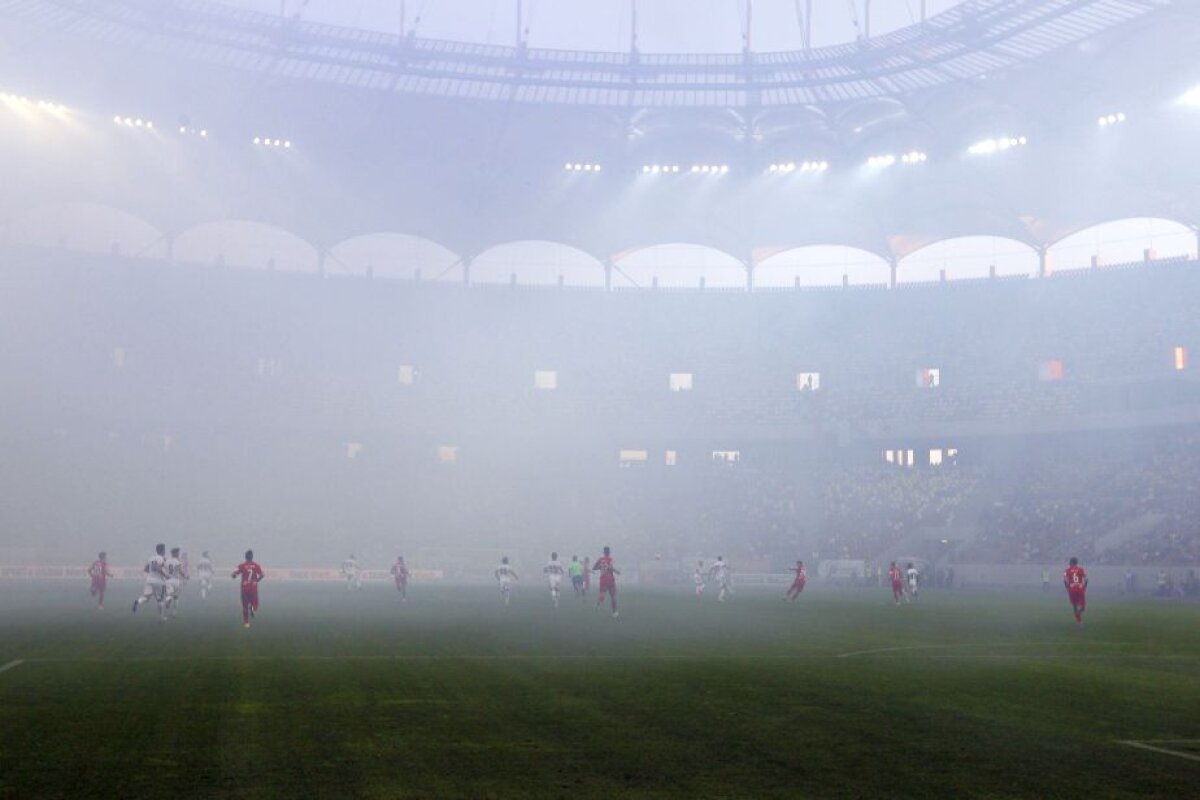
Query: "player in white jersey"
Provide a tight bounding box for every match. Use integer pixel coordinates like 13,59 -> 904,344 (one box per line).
905,563 -> 919,602
196,552 -> 214,599
162,547 -> 185,618
708,556 -> 733,602
693,560 -> 706,598
342,554 -> 362,591
132,543 -> 168,619
543,552 -> 566,608
495,556 -> 519,606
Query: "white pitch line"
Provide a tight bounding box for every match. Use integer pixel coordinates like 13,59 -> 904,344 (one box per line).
837,642 -> 1057,659
1116,740 -> 1200,763
0,659 -> 24,674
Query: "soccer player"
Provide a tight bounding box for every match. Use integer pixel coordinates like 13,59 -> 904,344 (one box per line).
693,560 -> 706,598
390,555 -> 409,602
786,560 -> 807,602
1063,556 -> 1088,626
88,551 -> 113,610
708,555 -> 732,602
232,549 -> 264,628
593,546 -> 619,617
568,555 -> 585,600
342,554 -> 362,591
196,551 -> 214,599
905,562 -> 919,602
495,556 -> 519,606
888,561 -> 905,606
162,547 -> 185,619
132,544 -> 168,618
543,552 -> 566,608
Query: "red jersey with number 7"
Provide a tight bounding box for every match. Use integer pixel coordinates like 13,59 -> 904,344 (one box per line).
889,565 -> 904,586
233,561 -> 264,587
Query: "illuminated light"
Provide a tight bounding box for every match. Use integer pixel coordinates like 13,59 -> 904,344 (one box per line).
593,164 -> 600,172
146,121 -> 153,129
1178,85 -> 1200,106
968,136 -> 1028,156
273,139 -> 281,146
134,118 -> 144,127
651,165 -> 661,174
692,165 -> 701,173
253,137 -> 261,144
179,125 -> 187,133
200,129 -> 208,137
900,151 -> 927,164
720,165 -> 729,174
867,154 -> 896,168
114,116 -> 123,124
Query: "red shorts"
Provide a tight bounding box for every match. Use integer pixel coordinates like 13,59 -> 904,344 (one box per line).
790,580 -> 806,592
90,577 -> 105,590
1068,588 -> 1086,608
241,585 -> 259,605
892,582 -> 904,592
599,576 -> 616,594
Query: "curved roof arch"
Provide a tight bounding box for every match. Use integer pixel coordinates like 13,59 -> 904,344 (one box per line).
613,243 -> 746,289
173,220 -> 320,272
468,241 -> 606,287
327,233 -> 462,281
8,202 -> 168,259
754,245 -> 890,289
1046,217 -> 1197,272
897,235 -> 1038,283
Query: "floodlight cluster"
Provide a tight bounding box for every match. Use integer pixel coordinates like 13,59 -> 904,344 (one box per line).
641,164 -> 681,174
564,163 -> 601,172
866,154 -> 897,168
900,151 -> 928,164
689,164 -> 729,175
967,136 -> 1028,156
1179,86 -> 1200,107
179,125 -> 209,138
113,116 -> 154,129
768,161 -> 829,173
1,93 -> 67,112
253,137 -> 291,148
1097,112 -> 1126,127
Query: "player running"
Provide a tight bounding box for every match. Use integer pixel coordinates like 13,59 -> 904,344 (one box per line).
1064,556 -> 1088,626
341,554 -> 362,591
543,552 -> 566,608
568,555 -> 585,600
232,549 -> 264,628
785,560 -> 807,602
196,552 -> 214,599
162,547 -> 186,618
888,561 -> 905,605
593,546 -> 619,617
693,560 -> 706,598
390,555 -> 409,602
88,552 -> 114,610
495,556 -> 519,606
132,544 -> 168,619
905,562 -> 919,602
708,556 -> 732,602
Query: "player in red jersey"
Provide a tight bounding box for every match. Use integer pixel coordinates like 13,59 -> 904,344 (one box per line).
88,552 -> 114,610
390,555 -> 409,602
231,549 -> 264,628
1063,556 -> 1088,626
888,561 -> 905,606
582,556 -> 591,599
785,560 -> 807,602
592,546 -> 619,617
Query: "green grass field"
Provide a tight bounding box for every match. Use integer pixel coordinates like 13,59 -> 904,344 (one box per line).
0,580 -> 1197,799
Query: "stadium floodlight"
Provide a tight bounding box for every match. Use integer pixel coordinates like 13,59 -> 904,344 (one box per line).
1097,112 -> 1126,127
866,154 -> 896,168
900,151 -> 927,164
967,136 -> 1027,156
1179,85 -> 1200,106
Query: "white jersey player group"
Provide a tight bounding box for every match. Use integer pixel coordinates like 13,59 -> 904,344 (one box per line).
131,543 -> 188,622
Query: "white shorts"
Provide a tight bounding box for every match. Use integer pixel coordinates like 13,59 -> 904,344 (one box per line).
499,579 -> 513,592
908,581 -> 918,592
142,582 -> 165,600
165,579 -> 181,597
548,575 -> 562,590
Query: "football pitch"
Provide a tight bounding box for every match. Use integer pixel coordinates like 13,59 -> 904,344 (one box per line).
0,581 -> 1197,799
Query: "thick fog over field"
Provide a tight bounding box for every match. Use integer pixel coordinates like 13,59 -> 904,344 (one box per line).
0,1 -> 1198,587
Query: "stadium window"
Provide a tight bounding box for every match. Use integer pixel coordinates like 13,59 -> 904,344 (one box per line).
669,372 -> 694,392
345,442 -> 363,460
1174,346 -> 1188,371
884,449 -> 915,467
397,365 -> 417,385
930,448 -> 958,467
712,450 -> 741,465
796,372 -> 821,392
111,347 -> 126,369
619,449 -> 648,467
1038,359 -> 1064,382
916,368 -> 940,389
665,450 -> 678,466
534,370 -> 558,390
437,446 -> 458,465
